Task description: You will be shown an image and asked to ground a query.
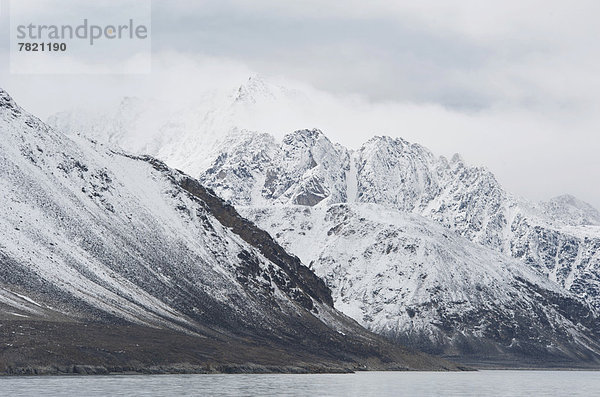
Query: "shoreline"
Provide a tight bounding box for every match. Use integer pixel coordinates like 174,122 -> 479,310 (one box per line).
3,364 -> 600,377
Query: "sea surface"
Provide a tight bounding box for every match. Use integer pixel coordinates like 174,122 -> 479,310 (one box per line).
1,370 -> 599,396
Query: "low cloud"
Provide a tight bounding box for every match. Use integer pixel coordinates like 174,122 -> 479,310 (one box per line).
1,1 -> 598,209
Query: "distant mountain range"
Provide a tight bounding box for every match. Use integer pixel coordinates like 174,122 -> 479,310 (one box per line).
48,77 -> 600,367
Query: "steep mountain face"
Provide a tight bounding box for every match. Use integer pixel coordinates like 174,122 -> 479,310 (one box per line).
196,130 -> 600,316
357,137 -> 600,314
355,137 -> 510,249
202,129 -> 350,207
239,204 -> 600,365
0,89 -> 457,374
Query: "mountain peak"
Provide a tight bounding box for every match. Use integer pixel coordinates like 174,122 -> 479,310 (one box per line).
544,194 -> 600,226
0,88 -> 21,116
363,136 -> 419,151
451,153 -> 464,164
550,194 -> 588,207
234,75 -> 277,104
232,76 -> 309,108
282,128 -> 326,145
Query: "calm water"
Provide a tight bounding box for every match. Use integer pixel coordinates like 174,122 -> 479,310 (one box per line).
1,371 -> 599,396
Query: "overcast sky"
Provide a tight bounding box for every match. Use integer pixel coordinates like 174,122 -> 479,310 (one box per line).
1,0 -> 599,208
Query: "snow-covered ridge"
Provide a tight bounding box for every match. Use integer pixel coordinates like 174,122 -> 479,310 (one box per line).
1,87 -> 410,363
195,128 -> 600,315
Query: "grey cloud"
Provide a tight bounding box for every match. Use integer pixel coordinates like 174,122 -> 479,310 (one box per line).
1,0 -> 598,208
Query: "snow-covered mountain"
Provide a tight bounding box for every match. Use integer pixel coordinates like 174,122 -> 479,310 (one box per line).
47,77 -> 600,365
241,203 -> 600,364
0,88 -> 459,373
197,128 -> 600,316
199,125 -> 600,363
